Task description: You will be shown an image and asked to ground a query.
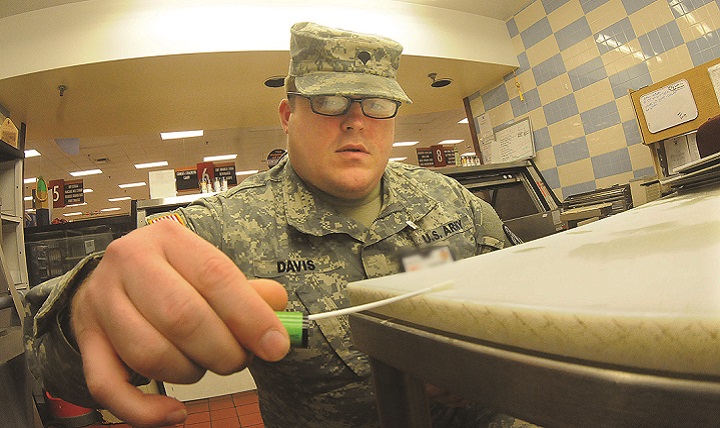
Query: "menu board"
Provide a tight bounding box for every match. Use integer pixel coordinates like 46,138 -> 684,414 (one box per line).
486,117 -> 535,164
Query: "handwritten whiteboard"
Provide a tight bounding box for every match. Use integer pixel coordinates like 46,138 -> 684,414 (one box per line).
640,79 -> 698,133
489,117 -> 535,163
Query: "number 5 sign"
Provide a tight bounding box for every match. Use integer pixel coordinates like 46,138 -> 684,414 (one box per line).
48,179 -> 65,208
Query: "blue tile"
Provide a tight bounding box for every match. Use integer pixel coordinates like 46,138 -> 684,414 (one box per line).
511,88 -> 542,117
581,102 -> 620,135
544,93 -> 579,126
568,57 -> 608,91
520,17 -> 553,49
562,181 -> 597,199
608,62 -> 652,98
591,148 -> 633,179
581,0 -> 609,13
623,120 -> 643,145
540,166 -> 561,189
532,53 -> 567,86
638,21 -> 684,58
622,0 -> 656,14
533,126 -> 553,151
555,17 -> 593,51
668,0 -> 714,18
687,30 -> 720,66
542,0 -> 571,14
481,83 -> 510,111
633,166 -> 657,178
553,136 -> 590,165
507,18 -> 519,38
517,52 -> 531,74
595,17 -> 636,55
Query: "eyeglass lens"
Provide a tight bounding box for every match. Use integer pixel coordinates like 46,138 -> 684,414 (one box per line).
310,95 -> 399,119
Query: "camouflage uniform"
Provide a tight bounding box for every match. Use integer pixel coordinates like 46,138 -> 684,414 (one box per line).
24,157 -> 515,427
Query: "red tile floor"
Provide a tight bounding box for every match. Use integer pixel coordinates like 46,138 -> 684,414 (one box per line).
88,390 -> 263,428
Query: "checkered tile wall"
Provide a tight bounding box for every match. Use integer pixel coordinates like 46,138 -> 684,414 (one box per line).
469,0 -> 720,200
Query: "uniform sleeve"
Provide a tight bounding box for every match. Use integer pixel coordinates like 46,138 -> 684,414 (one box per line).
462,187 -> 511,254
23,252 -> 106,407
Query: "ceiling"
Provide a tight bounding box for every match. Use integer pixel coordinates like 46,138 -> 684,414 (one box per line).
0,0 -> 532,221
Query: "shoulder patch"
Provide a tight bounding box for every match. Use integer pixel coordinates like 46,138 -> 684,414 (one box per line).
146,213 -> 186,227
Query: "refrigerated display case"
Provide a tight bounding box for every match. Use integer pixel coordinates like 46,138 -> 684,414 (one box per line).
24,216 -> 135,287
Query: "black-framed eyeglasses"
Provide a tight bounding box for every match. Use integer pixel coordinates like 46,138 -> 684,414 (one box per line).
287,92 -> 401,119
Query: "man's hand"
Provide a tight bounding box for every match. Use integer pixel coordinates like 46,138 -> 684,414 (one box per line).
70,220 -> 289,427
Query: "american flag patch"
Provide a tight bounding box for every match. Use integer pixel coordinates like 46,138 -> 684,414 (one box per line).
146,213 -> 186,227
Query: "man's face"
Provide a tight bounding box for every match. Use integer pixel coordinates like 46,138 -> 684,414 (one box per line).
279,95 -> 396,200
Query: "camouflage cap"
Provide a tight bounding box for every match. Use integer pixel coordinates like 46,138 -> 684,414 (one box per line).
288,22 -> 412,104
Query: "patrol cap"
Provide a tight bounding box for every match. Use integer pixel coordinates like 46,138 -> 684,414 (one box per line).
288,22 -> 412,104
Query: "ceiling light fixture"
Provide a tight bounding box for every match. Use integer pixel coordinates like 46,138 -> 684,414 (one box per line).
457,118 -> 469,124
428,73 -> 452,88
135,161 -> 169,169
118,182 -> 147,189
389,157 -> 408,162
108,196 -> 131,202
160,130 -> 204,140
101,207 -> 121,212
204,154 -> 237,162
25,149 -> 41,158
24,177 -> 37,184
236,169 -> 259,176
63,212 -> 83,217
392,141 -> 419,147
70,169 -> 102,177
439,139 -> 464,145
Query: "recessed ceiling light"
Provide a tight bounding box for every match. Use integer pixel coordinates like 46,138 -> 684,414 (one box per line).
203,154 -> 237,162
66,202 -> 87,207
101,207 -> 121,212
457,118 -> 469,124
118,182 -> 147,189
439,139 -> 464,145
25,149 -> 41,158
23,196 -> 32,201
83,188 -> 93,193
135,161 -> 169,169
236,169 -> 259,176
24,177 -> 37,184
264,76 -> 286,88
70,169 -> 102,177
389,157 -> 408,162
108,196 -> 131,202
392,141 -> 419,147
63,212 -> 83,217
160,130 -> 203,140
461,151 -> 477,157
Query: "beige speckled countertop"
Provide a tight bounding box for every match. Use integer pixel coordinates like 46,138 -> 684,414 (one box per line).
348,185 -> 720,377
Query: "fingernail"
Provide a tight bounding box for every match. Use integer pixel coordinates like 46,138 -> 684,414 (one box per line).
165,408 -> 187,425
260,329 -> 290,361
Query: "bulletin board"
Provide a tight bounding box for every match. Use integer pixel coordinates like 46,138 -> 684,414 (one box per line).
630,57 -> 720,145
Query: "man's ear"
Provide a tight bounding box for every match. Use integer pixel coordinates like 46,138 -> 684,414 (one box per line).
279,99 -> 292,134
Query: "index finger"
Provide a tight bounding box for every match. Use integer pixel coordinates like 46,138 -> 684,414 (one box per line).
152,220 -> 290,362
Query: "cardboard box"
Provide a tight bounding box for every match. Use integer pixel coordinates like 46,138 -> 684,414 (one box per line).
1,118 -> 19,148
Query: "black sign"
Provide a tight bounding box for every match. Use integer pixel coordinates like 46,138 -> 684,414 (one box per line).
416,148 -> 434,167
214,162 -> 237,186
175,168 -> 199,191
64,179 -> 84,205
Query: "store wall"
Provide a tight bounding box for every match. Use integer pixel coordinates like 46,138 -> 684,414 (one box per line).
468,0 -> 720,200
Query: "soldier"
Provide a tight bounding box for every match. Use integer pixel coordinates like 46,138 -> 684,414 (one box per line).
24,22 -> 532,427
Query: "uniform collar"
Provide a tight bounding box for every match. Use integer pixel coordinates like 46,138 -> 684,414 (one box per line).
280,158 -> 438,240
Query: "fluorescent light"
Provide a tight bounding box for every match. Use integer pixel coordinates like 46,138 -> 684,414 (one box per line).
83,188 -> 93,193
108,196 -> 131,202
24,196 -> 32,201
135,161 -> 169,169
389,157 -> 408,162
203,154 -> 237,162
439,139 -> 464,145
457,118 -> 469,124
66,202 -> 87,207
392,141 -> 419,147
63,212 -> 83,217
461,151 -> 476,157
236,169 -> 259,176
70,169 -> 102,177
101,207 -> 121,212
24,177 -> 37,184
118,182 -> 146,189
161,130 -> 203,140
25,149 -> 41,158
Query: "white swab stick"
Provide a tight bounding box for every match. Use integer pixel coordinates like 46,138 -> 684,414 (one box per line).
308,280 -> 454,321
